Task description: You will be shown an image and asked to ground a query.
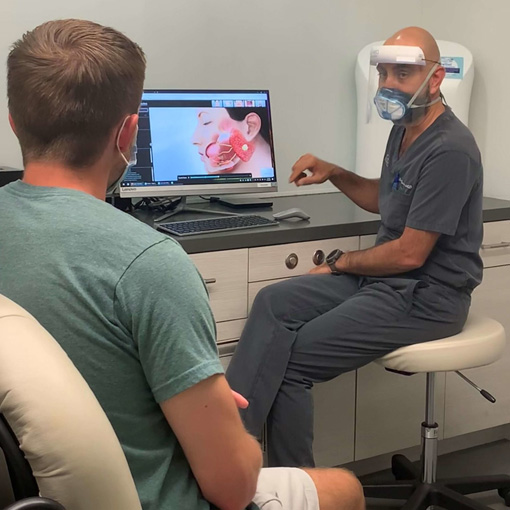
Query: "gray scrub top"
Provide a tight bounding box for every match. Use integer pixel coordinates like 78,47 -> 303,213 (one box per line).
376,106 -> 483,292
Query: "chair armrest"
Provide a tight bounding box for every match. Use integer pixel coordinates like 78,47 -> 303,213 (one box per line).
3,497 -> 65,510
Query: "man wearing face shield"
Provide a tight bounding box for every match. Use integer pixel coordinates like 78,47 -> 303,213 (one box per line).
227,27 -> 483,468
374,51 -> 440,122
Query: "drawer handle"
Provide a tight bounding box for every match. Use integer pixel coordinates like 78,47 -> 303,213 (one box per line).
285,253 -> 299,270
481,241 -> 510,250
204,278 -> 217,285
312,250 -> 325,266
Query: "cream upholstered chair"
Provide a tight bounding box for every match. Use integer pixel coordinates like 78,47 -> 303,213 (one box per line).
0,294 -> 142,510
363,314 -> 510,510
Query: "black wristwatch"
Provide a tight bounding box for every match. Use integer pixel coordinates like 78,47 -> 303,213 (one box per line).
326,249 -> 344,275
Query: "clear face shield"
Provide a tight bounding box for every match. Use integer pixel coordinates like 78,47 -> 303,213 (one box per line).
368,45 -> 441,125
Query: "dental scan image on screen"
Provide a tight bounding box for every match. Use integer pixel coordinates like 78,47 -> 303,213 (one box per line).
120,90 -> 277,198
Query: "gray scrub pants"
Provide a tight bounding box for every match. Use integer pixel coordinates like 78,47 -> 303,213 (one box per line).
226,273 -> 470,467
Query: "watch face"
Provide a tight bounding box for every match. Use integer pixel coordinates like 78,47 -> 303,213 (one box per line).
326,249 -> 342,264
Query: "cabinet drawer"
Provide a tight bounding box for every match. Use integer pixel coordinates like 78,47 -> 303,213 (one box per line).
218,341 -> 237,371
216,319 -> 246,344
248,237 -> 359,282
190,249 -> 248,322
481,220 -> 510,268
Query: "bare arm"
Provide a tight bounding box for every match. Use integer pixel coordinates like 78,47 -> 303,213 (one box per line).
311,227 -> 440,276
160,375 -> 262,510
290,153 -> 380,213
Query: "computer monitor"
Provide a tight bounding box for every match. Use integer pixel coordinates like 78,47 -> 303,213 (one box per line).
119,89 -> 278,199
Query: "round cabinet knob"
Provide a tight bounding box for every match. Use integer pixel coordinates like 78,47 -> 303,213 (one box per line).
312,250 -> 325,266
285,253 -> 299,269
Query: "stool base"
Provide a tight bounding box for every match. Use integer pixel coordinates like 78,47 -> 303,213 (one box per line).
363,454 -> 510,510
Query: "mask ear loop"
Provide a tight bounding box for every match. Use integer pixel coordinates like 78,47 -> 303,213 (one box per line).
407,63 -> 439,108
116,116 -> 130,166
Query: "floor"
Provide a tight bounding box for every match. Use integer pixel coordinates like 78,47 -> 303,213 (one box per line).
2,439 -> 510,509
359,439 -> 510,509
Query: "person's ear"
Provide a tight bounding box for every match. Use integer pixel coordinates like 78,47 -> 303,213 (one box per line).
8,113 -> 18,137
429,66 -> 445,96
117,114 -> 139,151
243,112 -> 262,141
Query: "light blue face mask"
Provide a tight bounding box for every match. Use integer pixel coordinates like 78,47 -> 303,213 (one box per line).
107,118 -> 138,195
374,63 -> 440,124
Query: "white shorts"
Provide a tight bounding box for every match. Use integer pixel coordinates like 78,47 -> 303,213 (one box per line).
252,467 -> 319,510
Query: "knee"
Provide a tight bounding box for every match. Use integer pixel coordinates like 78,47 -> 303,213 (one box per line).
340,470 -> 365,510
251,281 -> 289,318
303,467 -> 365,510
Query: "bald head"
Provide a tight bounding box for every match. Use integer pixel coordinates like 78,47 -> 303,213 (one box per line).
385,26 -> 440,63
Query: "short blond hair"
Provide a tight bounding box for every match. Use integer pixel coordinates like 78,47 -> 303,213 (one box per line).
8,19 -> 146,168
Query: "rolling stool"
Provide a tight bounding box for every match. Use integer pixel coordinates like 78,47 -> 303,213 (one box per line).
363,314 -> 510,510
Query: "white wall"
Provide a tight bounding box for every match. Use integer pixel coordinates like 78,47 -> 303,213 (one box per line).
422,0 -> 510,200
4,1 -> 505,199
0,0 -> 422,195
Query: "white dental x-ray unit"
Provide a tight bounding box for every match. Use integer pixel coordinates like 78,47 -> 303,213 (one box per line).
355,41 -> 474,178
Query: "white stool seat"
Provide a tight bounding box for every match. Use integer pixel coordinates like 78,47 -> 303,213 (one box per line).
366,313 -> 510,509
377,314 -> 506,373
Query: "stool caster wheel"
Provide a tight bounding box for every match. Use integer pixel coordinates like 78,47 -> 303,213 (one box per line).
498,487 -> 510,506
392,466 -> 410,481
391,454 -> 418,481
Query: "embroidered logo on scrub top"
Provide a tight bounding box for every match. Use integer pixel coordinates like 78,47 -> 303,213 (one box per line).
385,154 -> 390,167
392,173 -> 413,195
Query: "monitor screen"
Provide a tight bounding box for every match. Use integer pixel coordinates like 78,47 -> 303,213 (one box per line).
119,90 -> 278,198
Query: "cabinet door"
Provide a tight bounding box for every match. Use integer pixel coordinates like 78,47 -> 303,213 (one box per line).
190,249 -> 248,324
216,319 -> 246,344
444,265 -> 510,437
355,365 -> 445,460
313,372 -> 356,466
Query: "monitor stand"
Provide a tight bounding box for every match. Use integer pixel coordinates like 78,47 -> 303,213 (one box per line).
154,196 -> 238,223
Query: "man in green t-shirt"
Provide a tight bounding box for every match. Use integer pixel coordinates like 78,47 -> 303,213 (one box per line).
0,18 -> 364,510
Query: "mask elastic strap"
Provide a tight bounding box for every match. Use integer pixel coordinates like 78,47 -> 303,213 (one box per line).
407,63 -> 439,107
116,116 -> 130,167
409,96 -> 442,109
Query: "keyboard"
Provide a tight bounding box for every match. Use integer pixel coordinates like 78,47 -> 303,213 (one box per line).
157,214 -> 279,236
